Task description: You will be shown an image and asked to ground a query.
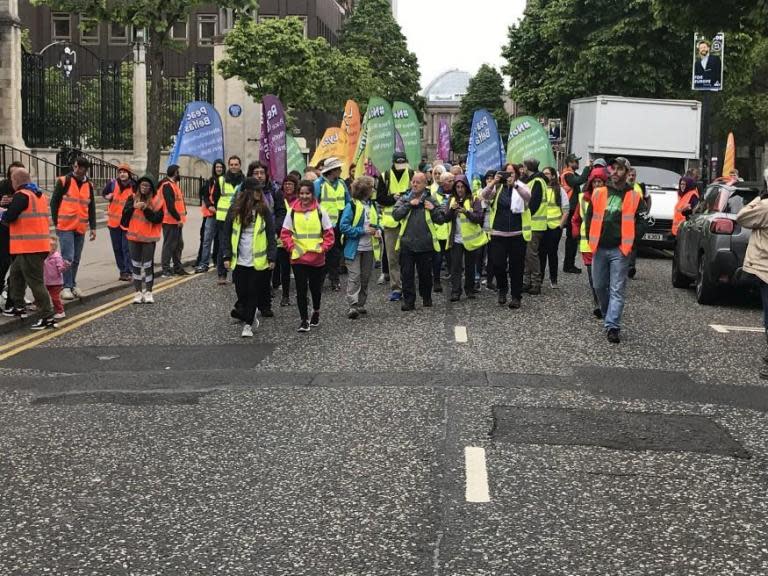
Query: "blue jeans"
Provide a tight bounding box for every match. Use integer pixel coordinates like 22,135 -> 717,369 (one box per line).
57,230 -> 85,289
197,217 -> 217,269
592,246 -> 629,331
108,226 -> 131,275
760,281 -> 768,329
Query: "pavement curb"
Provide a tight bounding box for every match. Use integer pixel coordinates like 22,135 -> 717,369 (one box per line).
0,258 -> 199,337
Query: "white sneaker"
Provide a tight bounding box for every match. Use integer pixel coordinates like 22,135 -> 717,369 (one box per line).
61,288 -> 74,300
53,312 -> 66,320
241,324 -> 254,338
143,291 -> 154,304
377,273 -> 386,285
132,292 -> 143,304
253,316 -> 260,330
71,287 -> 82,298
550,280 -> 559,289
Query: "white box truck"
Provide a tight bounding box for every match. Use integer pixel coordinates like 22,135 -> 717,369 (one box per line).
568,95 -> 702,248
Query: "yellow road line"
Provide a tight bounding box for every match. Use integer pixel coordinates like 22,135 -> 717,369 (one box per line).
0,274 -> 200,362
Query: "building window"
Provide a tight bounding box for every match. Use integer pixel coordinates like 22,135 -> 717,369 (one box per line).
109,22 -> 131,45
197,14 -> 218,46
79,17 -> 99,45
170,18 -> 188,42
295,16 -> 308,38
52,13 -> 71,41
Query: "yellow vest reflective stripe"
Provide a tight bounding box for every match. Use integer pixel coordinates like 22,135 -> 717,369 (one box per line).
350,199 -> 381,262
578,193 -> 591,253
231,214 -> 269,271
381,169 -> 410,228
453,198 -> 488,251
320,179 -> 347,224
216,177 -> 237,221
291,208 -> 324,260
545,186 -> 562,229
530,177 -> 550,231
433,188 -> 449,241
395,205 -> 440,252
488,185 -> 532,242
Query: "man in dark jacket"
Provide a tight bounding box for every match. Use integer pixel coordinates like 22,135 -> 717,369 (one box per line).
159,165 -> 187,276
0,161 -> 25,313
392,172 -> 447,311
561,154 -> 591,274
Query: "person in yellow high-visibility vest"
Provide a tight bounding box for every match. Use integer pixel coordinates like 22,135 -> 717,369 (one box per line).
313,156 -> 349,291
538,166 -> 571,289
214,156 -> 244,285
376,153 -> 414,302
445,175 -> 487,301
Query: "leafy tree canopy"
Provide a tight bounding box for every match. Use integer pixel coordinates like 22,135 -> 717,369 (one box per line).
218,16 -> 383,117
452,65 -> 509,154
339,0 -> 424,117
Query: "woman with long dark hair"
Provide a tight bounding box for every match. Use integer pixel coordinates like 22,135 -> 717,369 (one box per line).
223,178 -> 277,337
446,175 -> 487,301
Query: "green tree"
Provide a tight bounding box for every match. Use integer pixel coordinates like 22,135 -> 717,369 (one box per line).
339,0 -> 424,117
218,16 -> 383,117
501,0 -> 691,119
33,0 -> 257,177
451,64 -> 509,155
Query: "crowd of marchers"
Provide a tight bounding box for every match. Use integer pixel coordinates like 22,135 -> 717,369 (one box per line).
2,153 -> 768,349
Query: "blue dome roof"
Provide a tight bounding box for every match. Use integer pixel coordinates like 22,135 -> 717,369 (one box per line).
423,69 -> 471,104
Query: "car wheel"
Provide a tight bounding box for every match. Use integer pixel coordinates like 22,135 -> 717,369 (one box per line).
695,253 -> 718,305
671,248 -> 690,289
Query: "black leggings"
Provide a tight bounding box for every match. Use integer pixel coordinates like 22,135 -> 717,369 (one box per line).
292,263 -> 324,321
539,227 -> 562,283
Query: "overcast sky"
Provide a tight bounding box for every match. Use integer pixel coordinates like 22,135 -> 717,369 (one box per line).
397,0 -> 527,90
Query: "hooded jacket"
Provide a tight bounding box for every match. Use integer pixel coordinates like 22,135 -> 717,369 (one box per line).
120,175 -> 165,231
280,198 -> 335,267
200,160 -> 225,212
446,175 -> 484,249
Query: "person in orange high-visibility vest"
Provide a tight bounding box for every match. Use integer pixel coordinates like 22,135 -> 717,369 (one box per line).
51,156 -> 96,300
195,159 -> 225,273
101,163 -> 135,282
584,157 -> 646,345
159,165 -> 188,277
122,175 -> 165,304
560,153 -> 592,274
0,168 -> 57,329
672,176 -> 700,237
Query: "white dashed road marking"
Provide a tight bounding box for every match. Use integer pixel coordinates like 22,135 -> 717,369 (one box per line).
454,325 -> 468,343
465,447 -> 490,503
710,324 -> 764,334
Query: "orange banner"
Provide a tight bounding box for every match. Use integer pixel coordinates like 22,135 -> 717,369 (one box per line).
310,127 -> 349,178
722,132 -> 735,178
341,100 -> 362,168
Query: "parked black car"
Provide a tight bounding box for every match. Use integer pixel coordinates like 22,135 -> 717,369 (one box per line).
672,180 -> 763,304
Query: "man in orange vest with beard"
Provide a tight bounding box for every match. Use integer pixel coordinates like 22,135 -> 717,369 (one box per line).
585,157 -> 647,344
0,168 -> 57,329
51,156 -> 97,300
159,165 -> 189,276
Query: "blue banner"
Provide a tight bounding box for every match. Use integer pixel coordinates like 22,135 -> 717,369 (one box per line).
168,101 -> 224,167
466,109 -> 503,182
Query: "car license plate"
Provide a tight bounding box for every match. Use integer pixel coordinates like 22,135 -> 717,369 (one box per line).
642,233 -> 664,241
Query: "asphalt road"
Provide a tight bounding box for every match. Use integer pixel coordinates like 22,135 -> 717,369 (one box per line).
1,250 -> 767,575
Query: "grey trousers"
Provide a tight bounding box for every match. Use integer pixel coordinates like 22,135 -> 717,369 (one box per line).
8,252 -> 53,318
161,224 -> 184,272
346,250 -> 375,307
383,227 -> 401,292
523,230 -> 543,287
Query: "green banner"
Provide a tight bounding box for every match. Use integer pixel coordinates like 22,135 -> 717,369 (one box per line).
353,114 -> 369,177
506,116 -> 556,168
287,135 -> 306,175
392,101 -> 421,168
365,97 -> 395,174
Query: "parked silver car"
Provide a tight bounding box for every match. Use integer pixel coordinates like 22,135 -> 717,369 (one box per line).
634,166 -> 681,249
672,180 -> 763,304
